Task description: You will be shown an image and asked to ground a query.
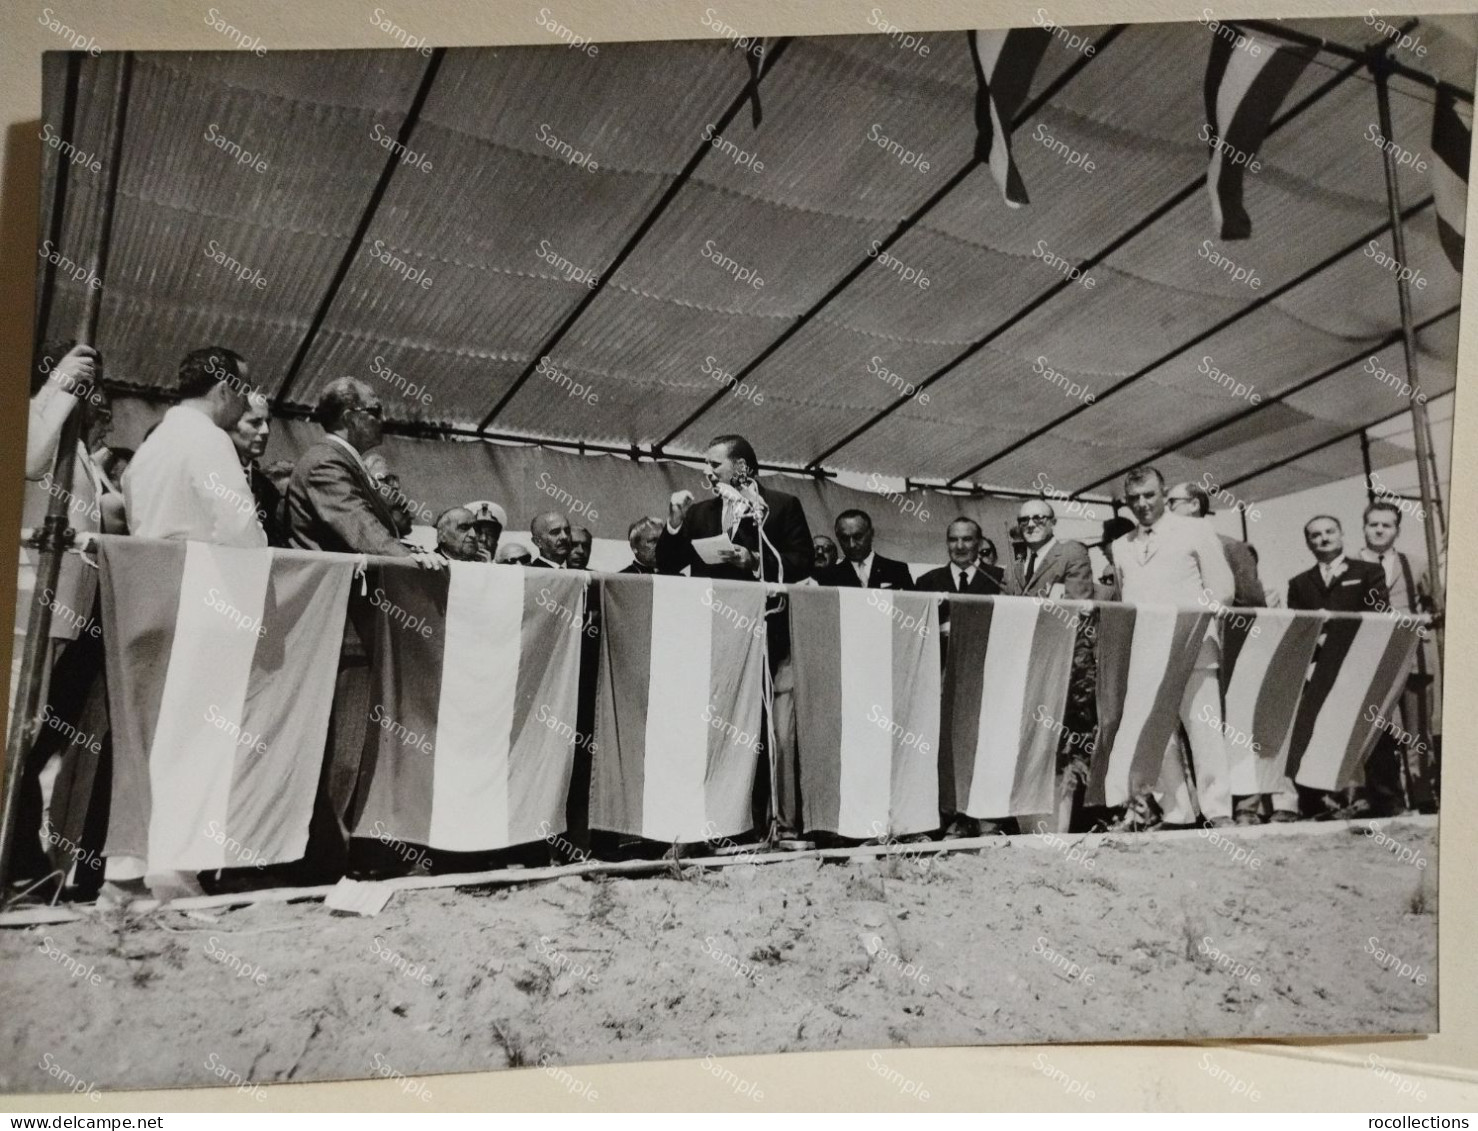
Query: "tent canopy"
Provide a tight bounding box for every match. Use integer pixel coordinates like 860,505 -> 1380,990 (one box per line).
36,16 -> 1473,503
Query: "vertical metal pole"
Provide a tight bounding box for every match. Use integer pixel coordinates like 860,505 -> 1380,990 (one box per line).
1359,428 -> 1375,503
1372,57 -> 1445,622
0,53 -> 132,900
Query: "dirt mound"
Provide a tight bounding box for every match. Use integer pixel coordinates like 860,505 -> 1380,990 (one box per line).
0,820 -> 1437,1097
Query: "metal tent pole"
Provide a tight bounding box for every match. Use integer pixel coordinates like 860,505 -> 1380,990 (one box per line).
1372,54 -> 1445,625
0,53 -> 133,901
1360,428 -> 1375,503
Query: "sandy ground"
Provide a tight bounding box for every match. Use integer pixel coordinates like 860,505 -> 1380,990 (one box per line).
0,819 -> 1437,1097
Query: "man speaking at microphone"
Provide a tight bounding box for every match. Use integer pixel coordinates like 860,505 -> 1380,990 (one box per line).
657,434 -> 814,844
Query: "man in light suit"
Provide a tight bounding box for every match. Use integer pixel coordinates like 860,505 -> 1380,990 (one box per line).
287,378 -> 428,559
1167,482 -> 1265,606
814,509 -> 914,590
286,378 -> 438,885
1112,466 -> 1236,829
1010,500 -> 1094,600
658,434 -> 814,844
1358,500 -> 1437,812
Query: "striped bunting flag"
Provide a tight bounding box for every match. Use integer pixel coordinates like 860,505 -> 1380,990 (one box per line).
1218,607 -> 1325,795
353,563 -> 588,853
1431,89 -> 1471,272
97,538 -> 353,873
1287,612 -> 1421,792
941,596 -> 1078,820
590,575 -> 767,843
789,586 -> 941,838
1086,604 -> 1213,808
967,28 -> 1051,207
1203,24 -> 1316,239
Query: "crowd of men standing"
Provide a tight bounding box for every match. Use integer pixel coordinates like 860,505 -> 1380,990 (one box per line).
11,341 -> 1439,900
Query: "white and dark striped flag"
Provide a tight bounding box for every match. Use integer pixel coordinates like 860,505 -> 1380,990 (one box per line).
789,586 -> 942,838
1203,25 -> 1316,239
591,575 -> 768,843
98,538 -> 354,874
1287,612 -> 1421,791
967,28 -> 1052,207
1431,89 -> 1471,272
940,595 -> 1078,820
352,563 -> 589,853
1218,607 -> 1325,795
1086,604 -> 1213,807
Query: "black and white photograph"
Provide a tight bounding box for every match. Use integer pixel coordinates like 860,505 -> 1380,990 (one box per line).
0,1 -> 1471,1109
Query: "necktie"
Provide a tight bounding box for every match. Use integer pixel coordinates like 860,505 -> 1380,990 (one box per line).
958,569 -> 971,593
1025,550 -> 1037,585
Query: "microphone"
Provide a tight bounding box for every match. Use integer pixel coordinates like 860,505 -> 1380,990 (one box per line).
714,480 -> 751,512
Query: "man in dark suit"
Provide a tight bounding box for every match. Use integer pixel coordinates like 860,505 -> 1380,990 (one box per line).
1287,515 -> 1388,612
528,511 -> 572,568
916,518 -> 1004,594
230,392 -> 290,547
977,538 -> 1008,592
657,434 -> 813,845
1282,514 -> 1391,821
916,517 -> 1001,838
287,378 -> 425,559
1167,482 -> 1266,606
814,509 -> 914,590
813,535 -> 839,572
620,516 -> 662,574
657,434 -> 812,585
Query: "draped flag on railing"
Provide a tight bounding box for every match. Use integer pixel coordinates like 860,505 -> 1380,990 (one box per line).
352,563 -> 588,853
1203,23 -> 1316,239
1218,607 -> 1325,796
1286,613 -> 1421,791
1087,604 -> 1213,807
941,595 -> 1078,820
98,538 -> 353,874
789,587 -> 941,838
591,575 -> 768,843
967,28 -> 1051,207
1432,88 -> 1471,272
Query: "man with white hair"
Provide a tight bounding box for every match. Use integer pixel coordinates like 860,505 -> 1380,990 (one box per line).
621,516 -> 662,574
228,391 -> 289,547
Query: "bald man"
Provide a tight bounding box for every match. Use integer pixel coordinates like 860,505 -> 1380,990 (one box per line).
528,511 -> 572,568
435,506 -> 482,562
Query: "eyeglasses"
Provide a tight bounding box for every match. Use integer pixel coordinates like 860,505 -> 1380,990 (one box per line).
1018,515 -> 1052,525
355,405 -> 385,420
1166,495 -> 1193,506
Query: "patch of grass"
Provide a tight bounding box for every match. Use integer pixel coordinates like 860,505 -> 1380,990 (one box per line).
1408,879 -> 1432,916
490,1019 -> 529,1068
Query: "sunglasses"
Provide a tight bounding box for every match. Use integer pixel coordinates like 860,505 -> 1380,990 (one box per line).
1018,515 -> 1053,525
